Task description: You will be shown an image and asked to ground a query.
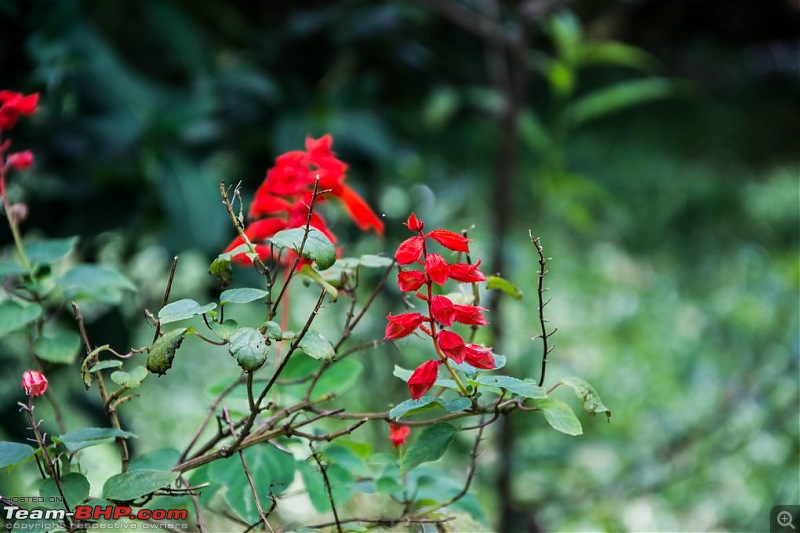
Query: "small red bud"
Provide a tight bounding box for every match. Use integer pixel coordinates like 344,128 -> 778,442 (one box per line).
22,370 -> 48,397
7,151 -> 34,170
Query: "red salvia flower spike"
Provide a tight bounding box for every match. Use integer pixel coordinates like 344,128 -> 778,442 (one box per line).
408,360 -> 441,400
426,229 -> 470,253
424,253 -> 449,285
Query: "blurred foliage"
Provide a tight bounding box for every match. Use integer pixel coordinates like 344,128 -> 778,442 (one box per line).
1,0 -> 797,531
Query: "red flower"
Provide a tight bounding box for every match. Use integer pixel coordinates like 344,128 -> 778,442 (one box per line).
408,359 -> 441,400
448,260 -> 487,283
426,229 -> 470,253
21,370 -> 48,397
385,312 -> 426,340
338,183 -> 384,234
463,344 -> 495,369
430,295 -> 456,327
437,330 -> 465,363
394,236 -> 424,265
453,304 -> 488,326
405,212 -> 424,232
424,253 -> 449,285
397,270 -> 426,292
0,92 -> 38,130
6,151 -> 33,170
389,423 -> 410,447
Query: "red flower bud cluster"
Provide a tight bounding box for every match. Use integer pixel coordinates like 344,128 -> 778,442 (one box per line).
0,90 -> 39,199
386,213 -> 494,399
21,370 -> 48,397
224,135 -> 383,266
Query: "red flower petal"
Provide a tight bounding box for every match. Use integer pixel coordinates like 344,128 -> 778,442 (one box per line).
6,151 -> 33,170
447,260 -> 487,283
385,312 -> 426,340
426,229 -> 470,253
453,304 -> 488,326
338,183 -> 384,234
389,423 -> 410,447
430,295 -> 456,327
463,344 -> 495,369
424,253 -> 449,285
405,212 -> 424,232
437,330 -> 465,363
408,360 -> 441,399
398,270 -> 426,292
21,369 -> 48,397
394,236 -> 424,265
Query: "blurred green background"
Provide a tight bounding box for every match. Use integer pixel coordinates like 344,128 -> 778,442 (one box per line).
1,0 -> 798,531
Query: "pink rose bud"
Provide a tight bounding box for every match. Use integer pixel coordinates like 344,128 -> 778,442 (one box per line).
7,151 -> 34,170
21,370 -> 48,397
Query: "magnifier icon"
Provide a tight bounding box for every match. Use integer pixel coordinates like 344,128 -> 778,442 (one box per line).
778,511 -> 796,530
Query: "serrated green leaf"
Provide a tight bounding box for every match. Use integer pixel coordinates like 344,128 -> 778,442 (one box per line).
0,301 -> 41,336
298,330 -> 334,361
60,265 -> 136,304
389,397 -> 444,420
358,254 -> 394,268
34,331 -> 82,364
400,423 -> 457,475
0,442 -> 35,469
102,469 -> 179,501
40,472 -> 89,510
56,428 -> 137,452
158,298 -> 217,324
486,275 -> 523,299
536,398 -> 583,435
88,360 -> 124,372
220,288 -> 268,304
473,375 -> 546,398
560,376 -> 612,420
110,366 -> 148,388
269,227 -> 336,270
25,237 -> 78,265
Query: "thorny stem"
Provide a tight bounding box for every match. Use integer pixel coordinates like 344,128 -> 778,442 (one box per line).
531,232 -> 556,387
310,443 -> 343,533
152,256 -> 179,343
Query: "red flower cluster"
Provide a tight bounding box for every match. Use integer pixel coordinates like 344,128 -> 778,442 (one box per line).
0,90 -> 39,198
388,423 -> 410,447
386,213 -> 495,399
22,370 -> 48,397
224,135 -> 383,265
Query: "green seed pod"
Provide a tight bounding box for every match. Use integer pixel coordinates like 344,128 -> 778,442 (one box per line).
228,327 -> 269,372
146,328 -> 187,376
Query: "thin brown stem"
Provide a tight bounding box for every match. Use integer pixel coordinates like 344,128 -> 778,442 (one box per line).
309,443 -> 343,533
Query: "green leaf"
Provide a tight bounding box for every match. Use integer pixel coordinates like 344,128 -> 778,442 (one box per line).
575,41 -> 658,71
0,301 -> 41,336
560,377 -> 612,420
208,445 -> 295,523
536,398 -> 583,436
0,442 -> 35,469
518,109 -> 551,152
486,275 -> 523,299
298,330 -> 335,361
209,319 -> 238,340
158,298 -> 217,324
228,327 -> 269,371
389,397 -> 444,420
60,264 -> 136,304
473,375 -> 546,399
282,357 -> 363,398
0,260 -> 28,278
300,264 -> 338,300
220,288 -> 268,304
208,256 -> 232,287
299,460 -> 354,513
358,254 -> 394,268
56,428 -> 137,452
146,328 -> 187,376
566,78 -> 694,127
40,472 -> 89,510
110,366 -> 148,388
443,396 -> 472,413
25,237 -> 78,265
88,360 -> 124,372
400,423 -> 458,475
102,469 -> 179,501
452,353 -> 506,376
393,365 -> 458,390
322,445 -> 371,478
129,448 -> 181,471
269,227 -> 336,270
263,321 -> 282,339
34,331 -> 82,364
